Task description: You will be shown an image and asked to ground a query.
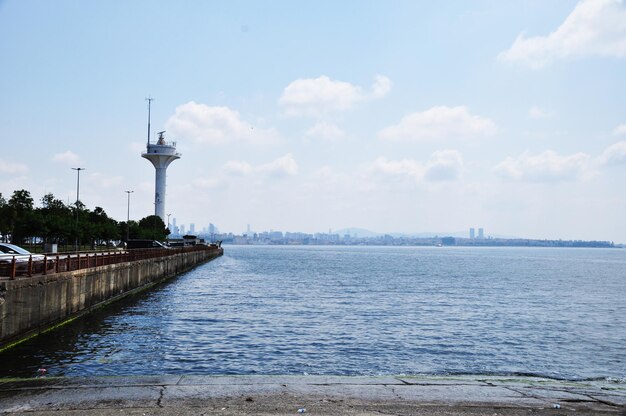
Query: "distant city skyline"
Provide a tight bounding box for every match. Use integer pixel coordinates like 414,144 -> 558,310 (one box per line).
1,1 -> 625,243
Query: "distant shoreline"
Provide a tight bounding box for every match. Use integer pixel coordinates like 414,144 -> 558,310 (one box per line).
218,237 -> 620,249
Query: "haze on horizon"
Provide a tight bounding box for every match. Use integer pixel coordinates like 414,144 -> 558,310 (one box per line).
1,0 -> 625,243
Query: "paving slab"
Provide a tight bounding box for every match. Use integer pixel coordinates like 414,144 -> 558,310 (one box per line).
0,386 -> 160,413
0,375 -> 183,391
163,383 -> 288,403
0,375 -> 622,415
397,376 -> 491,386
177,375 -> 402,386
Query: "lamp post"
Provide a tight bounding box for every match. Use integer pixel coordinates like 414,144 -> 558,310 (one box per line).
71,168 -> 85,203
72,167 -> 85,251
125,190 -> 134,242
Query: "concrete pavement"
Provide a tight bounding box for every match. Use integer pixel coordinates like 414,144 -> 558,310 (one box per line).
0,375 -> 624,415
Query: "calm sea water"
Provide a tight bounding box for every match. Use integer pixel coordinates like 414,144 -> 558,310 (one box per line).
1,245 -> 625,380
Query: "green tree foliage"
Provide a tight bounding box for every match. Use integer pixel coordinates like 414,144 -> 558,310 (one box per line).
86,207 -> 120,247
39,193 -> 74,244
8,189 -> 35,244
0,189 -> 170,249
0,193 -> 10,242
137,215 -> 169,241
119,220 -> 141,242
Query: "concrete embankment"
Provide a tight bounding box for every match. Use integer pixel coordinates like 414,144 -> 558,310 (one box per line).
0,375 -> 623,415
0,247 -> 223,349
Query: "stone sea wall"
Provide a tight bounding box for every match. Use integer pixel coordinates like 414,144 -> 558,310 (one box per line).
0,247 -> 223,348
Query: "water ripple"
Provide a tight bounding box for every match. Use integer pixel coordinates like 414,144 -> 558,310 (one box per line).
1,245 -> 625,380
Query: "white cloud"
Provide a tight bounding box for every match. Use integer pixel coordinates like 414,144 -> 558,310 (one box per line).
52,150 -> 81,165
223,154 -> 298,178
165,101 -> 278,145
612,123 -> 626,135
223,160 -> 253,176
371,75 -> 392,98
529,106 -> 553,119
493,150 -> 591,182
258,153 -> 299,177
0,159 -> 28,174
368,150 -> 464,183
305,122 -> 346,141
370,157 -> 424,181
424,150 -> 464,181
279,75 -> 391,116
599,140 -> 626,165
500,0 -> 626,68
378,106 -> 497,142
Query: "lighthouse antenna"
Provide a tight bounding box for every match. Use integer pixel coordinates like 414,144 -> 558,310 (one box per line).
146,97 -> 155,145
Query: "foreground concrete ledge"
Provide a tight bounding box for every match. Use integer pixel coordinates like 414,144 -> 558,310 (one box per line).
0,375 -> 624,415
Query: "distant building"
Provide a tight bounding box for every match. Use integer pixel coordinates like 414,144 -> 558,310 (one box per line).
180,225 -> 186,236
190,223 -> 195,234
469,228 -> 475,239
478,228 -> 484,239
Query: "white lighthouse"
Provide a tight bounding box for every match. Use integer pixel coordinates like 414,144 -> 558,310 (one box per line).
141,99 -> 180,222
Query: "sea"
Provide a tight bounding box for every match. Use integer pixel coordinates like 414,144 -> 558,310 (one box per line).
1,245 -> 624,381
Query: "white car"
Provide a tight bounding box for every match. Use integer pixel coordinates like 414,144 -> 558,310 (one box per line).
0,243 -> 49,276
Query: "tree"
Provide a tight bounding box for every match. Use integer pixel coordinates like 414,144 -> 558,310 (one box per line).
0,194 -> 10,242
37,193 -> 74,245
137,215 -> 169,241
87,206 -> 120,246
119,220 -> 140,242
8,189 -> 35,244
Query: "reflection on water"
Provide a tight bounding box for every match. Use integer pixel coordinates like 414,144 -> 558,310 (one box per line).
1,246 -> 625,380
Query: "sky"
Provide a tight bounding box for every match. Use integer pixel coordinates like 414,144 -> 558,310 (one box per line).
1,0 -> 626,242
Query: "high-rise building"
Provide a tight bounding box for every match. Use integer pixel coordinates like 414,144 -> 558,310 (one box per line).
180,224 -> 186,236
478,228 -> 484,239
190,223 -> 195,234
469,228 -> 475,239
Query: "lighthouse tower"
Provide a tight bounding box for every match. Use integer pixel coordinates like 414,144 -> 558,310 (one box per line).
141,99 -> 180,221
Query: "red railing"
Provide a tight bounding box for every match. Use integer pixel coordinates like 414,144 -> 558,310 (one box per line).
0,245 -> 222,280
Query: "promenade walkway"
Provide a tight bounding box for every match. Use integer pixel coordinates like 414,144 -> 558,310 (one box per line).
0,375 -> 623,415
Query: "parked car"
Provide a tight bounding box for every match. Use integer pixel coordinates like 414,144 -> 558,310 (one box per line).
0,243 -> 50,276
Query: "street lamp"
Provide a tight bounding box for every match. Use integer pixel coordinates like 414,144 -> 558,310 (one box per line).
71,167 -> 85,251
125,190 -> 134,242
71,168 -> 85,204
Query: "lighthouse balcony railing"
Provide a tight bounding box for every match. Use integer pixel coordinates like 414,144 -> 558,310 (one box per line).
147,140 -> 177,147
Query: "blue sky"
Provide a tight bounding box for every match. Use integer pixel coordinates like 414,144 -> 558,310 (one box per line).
1,0 -> 625,241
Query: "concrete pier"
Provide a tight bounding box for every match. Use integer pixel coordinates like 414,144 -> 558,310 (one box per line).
0,247 -> 223,349
0,375 -> 623,415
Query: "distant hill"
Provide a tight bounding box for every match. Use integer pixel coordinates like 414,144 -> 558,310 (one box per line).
334,228 -> 519,239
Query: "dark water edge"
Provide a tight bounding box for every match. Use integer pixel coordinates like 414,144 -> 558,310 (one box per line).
1,246 -> 624,381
